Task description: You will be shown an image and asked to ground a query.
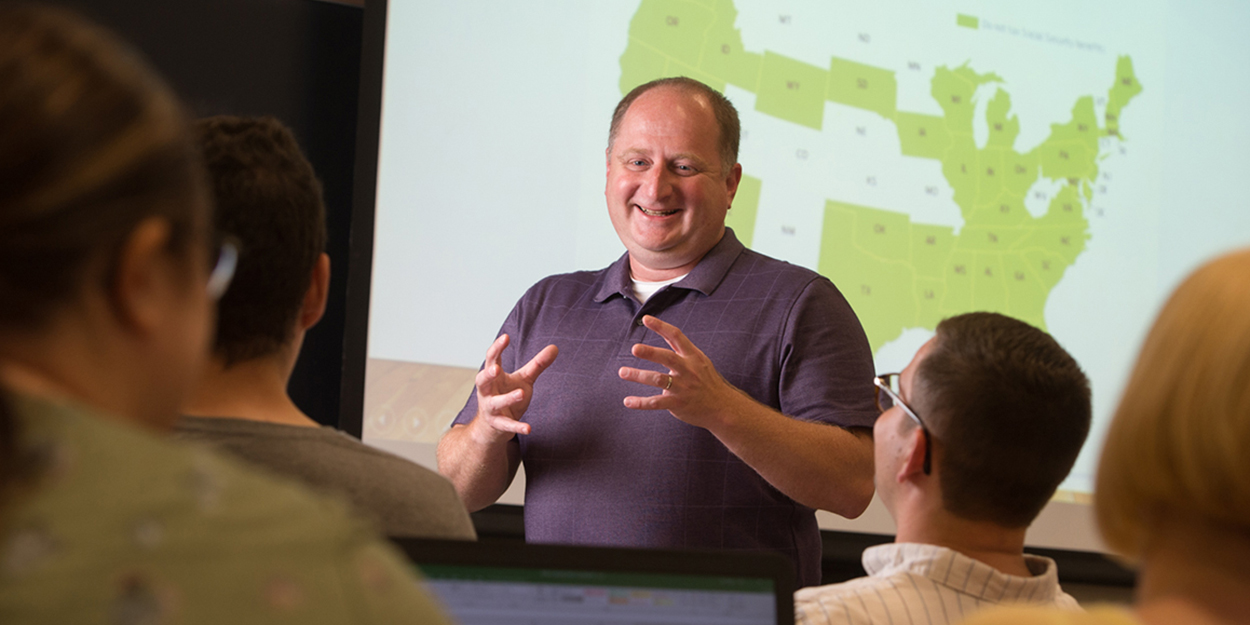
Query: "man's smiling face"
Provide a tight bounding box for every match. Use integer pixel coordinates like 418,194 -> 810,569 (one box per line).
605,86 -> 741,280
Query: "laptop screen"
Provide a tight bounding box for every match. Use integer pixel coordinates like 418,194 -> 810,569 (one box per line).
392,539 -> 794,625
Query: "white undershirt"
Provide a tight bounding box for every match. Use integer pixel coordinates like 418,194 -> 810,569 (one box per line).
631,273 -> 688,303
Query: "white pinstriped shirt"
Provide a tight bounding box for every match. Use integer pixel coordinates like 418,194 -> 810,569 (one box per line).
794,543 -> 1081,625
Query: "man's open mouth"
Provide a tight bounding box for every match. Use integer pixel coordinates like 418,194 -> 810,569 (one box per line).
638,207 -> 679,217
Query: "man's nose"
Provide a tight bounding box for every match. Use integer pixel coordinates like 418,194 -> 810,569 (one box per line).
638,164 -> 674,202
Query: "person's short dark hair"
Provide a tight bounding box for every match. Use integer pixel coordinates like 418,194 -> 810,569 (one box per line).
915,312 -> 1091,528
608,77 -> 740,170
194,115 -> 326,366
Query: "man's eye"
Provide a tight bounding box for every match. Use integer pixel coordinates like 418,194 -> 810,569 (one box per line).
629,159 -> 647,167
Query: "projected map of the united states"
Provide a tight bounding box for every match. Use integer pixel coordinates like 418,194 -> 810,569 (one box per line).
619,0 -> 1141,352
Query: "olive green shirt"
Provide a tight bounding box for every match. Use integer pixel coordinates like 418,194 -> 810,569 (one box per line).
0,394 -> 450,624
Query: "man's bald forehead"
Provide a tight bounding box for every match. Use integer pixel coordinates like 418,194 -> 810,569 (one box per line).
608,77 -> 740,169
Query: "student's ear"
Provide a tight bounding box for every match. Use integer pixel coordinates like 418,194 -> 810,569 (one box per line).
895,426 -> 929,483
110,217 -> 177,336
298,253 -> 330,330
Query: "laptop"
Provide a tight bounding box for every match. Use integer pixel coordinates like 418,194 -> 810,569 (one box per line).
391,538 -> 796,625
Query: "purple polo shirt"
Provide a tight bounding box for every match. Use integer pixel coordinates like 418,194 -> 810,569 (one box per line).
454,229 -> 876,587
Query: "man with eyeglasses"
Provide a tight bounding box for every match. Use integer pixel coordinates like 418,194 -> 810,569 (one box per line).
795,312 -> 1092,625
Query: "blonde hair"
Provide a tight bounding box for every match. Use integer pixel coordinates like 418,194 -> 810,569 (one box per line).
1096,248 -> 1250,560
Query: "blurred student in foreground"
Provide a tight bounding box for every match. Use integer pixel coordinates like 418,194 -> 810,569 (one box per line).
0,6 -> 448,622
796,312 -> 1090,624
963,249 -> 1250,625
176,115 -> 475,540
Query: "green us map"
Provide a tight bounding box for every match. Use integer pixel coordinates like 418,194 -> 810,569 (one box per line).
619,0 -> 1141,353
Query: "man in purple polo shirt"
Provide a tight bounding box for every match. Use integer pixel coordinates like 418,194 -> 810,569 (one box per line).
437,77 -> 877,587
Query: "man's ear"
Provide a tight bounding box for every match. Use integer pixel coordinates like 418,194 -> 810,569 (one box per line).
110,216 -> 176,336
298,253 -> 330,330
725,162 -> 743,205
895,426 -> 929,483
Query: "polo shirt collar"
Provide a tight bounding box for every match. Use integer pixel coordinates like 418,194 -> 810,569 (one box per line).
592,228 -> 746,303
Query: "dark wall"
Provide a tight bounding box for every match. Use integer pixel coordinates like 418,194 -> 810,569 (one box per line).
54,0 -> 363,426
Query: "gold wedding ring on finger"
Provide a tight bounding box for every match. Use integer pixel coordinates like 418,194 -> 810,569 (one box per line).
664,375 -> 674,390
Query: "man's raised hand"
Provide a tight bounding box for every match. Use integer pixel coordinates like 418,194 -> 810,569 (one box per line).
471,334 -> 558,441
617,315 -> 748,430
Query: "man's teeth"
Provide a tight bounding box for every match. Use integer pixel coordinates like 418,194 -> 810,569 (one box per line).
639,207 -> 678,216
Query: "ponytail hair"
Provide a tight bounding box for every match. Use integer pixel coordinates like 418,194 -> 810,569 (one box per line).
0,4 -> 208,329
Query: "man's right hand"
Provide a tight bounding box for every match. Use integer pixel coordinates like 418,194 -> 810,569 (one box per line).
439,335 -> 557,511
468,334 -> 558,443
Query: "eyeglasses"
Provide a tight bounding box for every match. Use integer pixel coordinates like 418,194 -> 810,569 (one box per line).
874,373 -> 932,475
206,237 -> 239,300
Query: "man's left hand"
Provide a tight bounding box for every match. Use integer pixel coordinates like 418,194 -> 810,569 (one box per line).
620,316 -> 874,516
618,315 -> 748,429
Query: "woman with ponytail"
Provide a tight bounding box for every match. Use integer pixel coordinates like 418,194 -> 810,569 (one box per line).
0,6 -> 447,623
